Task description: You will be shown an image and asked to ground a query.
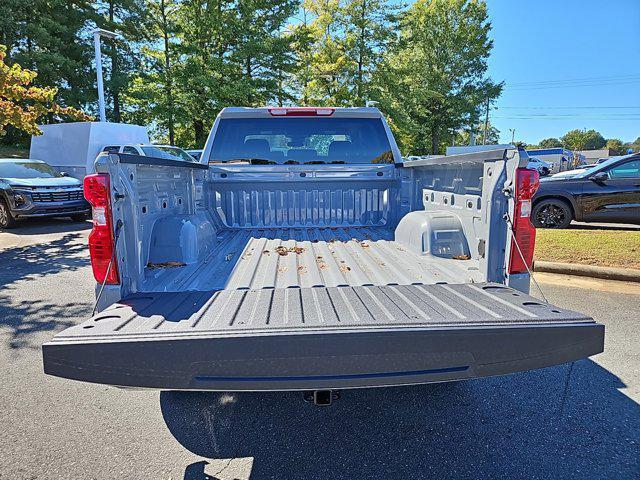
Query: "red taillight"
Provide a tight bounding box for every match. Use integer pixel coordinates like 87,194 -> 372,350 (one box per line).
268,107 -> 334,116
84,174 -> 119,284
508,168 -> 540,274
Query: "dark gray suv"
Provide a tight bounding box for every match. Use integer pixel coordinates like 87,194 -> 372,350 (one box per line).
0,158 -> 90,229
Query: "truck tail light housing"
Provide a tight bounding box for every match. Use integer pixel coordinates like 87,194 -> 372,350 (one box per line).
268,107 -> 334,116
508,168 -> 540,275
84,173 -> 119,284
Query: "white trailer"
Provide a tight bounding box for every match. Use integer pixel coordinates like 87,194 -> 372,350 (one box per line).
29,122 -> 149,180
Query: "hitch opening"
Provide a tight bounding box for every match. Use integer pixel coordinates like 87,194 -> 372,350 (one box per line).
303,390 -> 338,406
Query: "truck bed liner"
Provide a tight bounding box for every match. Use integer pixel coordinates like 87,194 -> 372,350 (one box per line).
146,227 -> 482,292
43,283 -> 604,391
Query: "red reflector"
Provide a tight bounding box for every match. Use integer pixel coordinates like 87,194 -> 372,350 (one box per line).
268,107 -> 335,116
508,168 -> 540,275
84,174 -> 119,284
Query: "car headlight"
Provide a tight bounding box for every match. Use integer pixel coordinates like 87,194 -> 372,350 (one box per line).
13,193 -> 27,205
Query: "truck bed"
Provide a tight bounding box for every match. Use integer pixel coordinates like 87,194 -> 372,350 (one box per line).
42,283 -> 604,391
144,227 -> 482,292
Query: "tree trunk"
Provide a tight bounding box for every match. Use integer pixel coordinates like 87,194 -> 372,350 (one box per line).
160,0 -> 175,145
357,0 -> 366,105
194,120 -> 206,147
431,126 -> 439,155
246,56 -> 253,105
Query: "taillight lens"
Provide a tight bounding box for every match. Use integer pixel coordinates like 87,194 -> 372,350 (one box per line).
508,168 -> 540,274
84,174 -> 119,284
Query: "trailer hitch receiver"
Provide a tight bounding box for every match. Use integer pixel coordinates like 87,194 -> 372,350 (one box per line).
303,390 -> 338,406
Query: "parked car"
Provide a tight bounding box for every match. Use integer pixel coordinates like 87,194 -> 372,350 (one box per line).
532,153 -> 640,228
102,144 -> 196,162
43,107 -> 603,404
527,156 -> 553,176
186,149 -> 203,161
0,158 -> 90,229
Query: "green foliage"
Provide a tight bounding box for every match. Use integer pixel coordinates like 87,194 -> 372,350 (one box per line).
627,137 -> 640,153
454,121 -> 500,146
0,45 -> 92,137
560,128 -> 606,151
372,0 -> 502,154
1,0 -> 508,152
538,137 -> 562,148
605,138 -> 625,156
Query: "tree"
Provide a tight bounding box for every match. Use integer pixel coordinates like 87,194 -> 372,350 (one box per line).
123,0 -> 181,144
303,0 -> 352,106
0,45 -> 91,136
606,138 -> 625,155
538,137 -> 562,148
230,0 -> 299,107
95,0 -> 147,123
454,121 -> 500,146
0,0 -> 95,113
290,6 -> 316,106
626,137 -> 640,153
341,0 -> 399,106
560,129 -> 606,151
372,0 -> 502,154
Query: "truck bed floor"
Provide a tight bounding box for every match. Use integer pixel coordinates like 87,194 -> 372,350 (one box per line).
145,227 -> 482,292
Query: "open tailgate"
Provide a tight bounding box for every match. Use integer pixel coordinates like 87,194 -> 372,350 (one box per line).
42,283 -> 603,391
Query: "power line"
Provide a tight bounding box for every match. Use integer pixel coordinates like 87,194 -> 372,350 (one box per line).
506,80 -> 640,91
493,116 -> 640,120
498,106 -> 640,109
507,73 -> 640,87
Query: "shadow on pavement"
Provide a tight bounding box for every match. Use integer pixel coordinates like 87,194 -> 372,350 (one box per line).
161,360 -> 639,479
5,218 -> 91,236
0,232 -> 90,349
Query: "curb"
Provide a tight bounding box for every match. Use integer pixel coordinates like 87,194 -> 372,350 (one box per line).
534,261 -> 640,283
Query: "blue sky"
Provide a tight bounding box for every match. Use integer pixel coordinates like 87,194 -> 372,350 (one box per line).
484,0 -> 640,144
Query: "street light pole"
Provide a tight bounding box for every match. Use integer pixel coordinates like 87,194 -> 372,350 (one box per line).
509,128 -> 516,144
93,28 -> 119,123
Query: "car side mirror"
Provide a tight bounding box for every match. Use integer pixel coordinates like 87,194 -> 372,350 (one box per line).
591,172 -> 608,183
60,171 -> 69,177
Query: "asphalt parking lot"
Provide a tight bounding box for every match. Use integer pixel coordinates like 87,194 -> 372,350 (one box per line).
0,220 -> 638,480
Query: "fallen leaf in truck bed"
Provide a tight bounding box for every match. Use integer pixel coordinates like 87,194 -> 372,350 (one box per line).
452,254 -> 471,260
146,261 -> 187,269
275,246 -> 306,256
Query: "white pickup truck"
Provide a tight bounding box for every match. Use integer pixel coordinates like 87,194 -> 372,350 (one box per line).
42,107 -> 603,403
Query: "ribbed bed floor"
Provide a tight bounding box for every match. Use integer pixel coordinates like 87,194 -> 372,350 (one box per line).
143,227 -> 483,292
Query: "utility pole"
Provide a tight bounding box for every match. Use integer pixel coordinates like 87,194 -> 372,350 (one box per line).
482,96 -> 490,145
93,28 -> 119,123
509,128 -> 516,145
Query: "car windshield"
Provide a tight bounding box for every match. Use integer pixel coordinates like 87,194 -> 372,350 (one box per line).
141,146 -> 194,162
571,157 -> 624,178
0,161 -> 61,179
209,117 -> 394,164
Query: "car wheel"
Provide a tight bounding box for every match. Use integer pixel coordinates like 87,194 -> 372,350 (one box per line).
0,199 -> 17,229
532,199 -> 573,229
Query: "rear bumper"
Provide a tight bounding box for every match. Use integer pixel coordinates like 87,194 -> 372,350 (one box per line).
43,321 -> 604,391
